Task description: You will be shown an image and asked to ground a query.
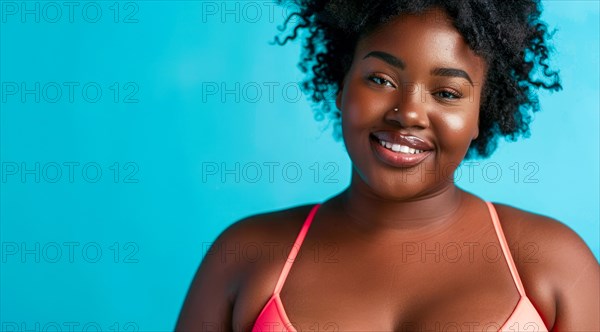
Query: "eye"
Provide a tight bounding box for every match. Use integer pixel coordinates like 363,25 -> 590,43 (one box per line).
434,89 -> 462,100
368,74 -> 396,88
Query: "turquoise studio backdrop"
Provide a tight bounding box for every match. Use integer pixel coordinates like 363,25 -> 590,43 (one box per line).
1,0 -> 598,330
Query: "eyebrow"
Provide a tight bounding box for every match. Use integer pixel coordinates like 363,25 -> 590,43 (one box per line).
362,50 -> 474,86
363,51 -> 405,69
430,67 -> 473,86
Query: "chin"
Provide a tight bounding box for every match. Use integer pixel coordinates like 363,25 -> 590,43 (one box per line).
359,166 -> 444,200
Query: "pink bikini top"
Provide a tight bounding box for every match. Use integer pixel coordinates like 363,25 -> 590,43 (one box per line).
252,202 -> 549,331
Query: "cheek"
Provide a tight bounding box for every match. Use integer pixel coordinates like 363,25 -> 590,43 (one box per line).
341,82 -> 386,129
443,113 -> 472,132
434,111 -> 479,152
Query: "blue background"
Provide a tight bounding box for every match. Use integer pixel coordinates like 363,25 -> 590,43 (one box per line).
1,0 -> 598,330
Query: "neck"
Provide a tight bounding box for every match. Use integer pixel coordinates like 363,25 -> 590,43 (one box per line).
337,176 -> 467,234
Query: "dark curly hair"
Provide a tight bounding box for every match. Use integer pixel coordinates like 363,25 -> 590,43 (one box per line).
272,0 -> 562,159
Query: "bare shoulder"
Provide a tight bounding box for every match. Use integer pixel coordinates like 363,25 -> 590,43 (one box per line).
218,203 -> 317,248
206,202 -> 318,281
490,202 -> 599,329
490,202 -> 597,267
175,203 -> 317,330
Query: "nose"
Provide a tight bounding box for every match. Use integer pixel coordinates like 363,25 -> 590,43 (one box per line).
384,85 -> 430,129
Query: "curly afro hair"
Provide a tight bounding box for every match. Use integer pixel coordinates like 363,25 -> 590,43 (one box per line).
272,0 -> 562,159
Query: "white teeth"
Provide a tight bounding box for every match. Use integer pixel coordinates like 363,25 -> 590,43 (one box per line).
378,139 -> 424,154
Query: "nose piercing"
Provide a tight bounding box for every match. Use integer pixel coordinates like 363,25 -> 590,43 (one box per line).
394,108 -> 399,112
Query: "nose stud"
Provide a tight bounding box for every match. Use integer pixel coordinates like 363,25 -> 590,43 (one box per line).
393,108 -> 399,112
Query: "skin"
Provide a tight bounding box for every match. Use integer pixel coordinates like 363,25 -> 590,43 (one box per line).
176,7 -> 599,332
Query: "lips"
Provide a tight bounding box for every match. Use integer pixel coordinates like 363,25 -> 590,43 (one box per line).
370,131 -> 434,151
368,131 -> 434,168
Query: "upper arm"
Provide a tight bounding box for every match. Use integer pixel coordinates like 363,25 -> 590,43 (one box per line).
175,220 -> 252,331
544,221 -> 600,331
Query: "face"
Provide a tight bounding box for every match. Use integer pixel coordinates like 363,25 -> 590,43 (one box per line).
336,7 -> 487,200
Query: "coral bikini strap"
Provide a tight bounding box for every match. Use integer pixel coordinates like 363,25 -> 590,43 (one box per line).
273,203 -> 321,295
485,201 -> 526,297
272,202 -> 525,297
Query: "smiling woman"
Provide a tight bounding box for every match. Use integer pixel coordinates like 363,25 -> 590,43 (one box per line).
338,11 -> 486,200
175,1 -> 599,331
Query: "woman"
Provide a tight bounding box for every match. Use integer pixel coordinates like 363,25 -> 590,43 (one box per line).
176,1 -> 599,331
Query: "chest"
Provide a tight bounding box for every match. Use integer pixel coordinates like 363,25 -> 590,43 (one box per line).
234,234 -> 524,331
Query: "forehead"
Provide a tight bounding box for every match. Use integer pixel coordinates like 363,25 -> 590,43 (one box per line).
354,7 -> 486,78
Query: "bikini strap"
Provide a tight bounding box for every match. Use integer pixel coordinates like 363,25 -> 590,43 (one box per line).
485,201 -> 526,297
273,203 -> 321,295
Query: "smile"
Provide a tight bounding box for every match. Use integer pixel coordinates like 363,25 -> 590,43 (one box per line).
377,139 -> 425,154
369,134 -> 433,168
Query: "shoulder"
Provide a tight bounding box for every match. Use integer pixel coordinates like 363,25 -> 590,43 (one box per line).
175,203 -> 318,328
216,203 -> 317,248
490,202 -> 596,268
490,202 -> 599,328
206,203 -> 318,279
